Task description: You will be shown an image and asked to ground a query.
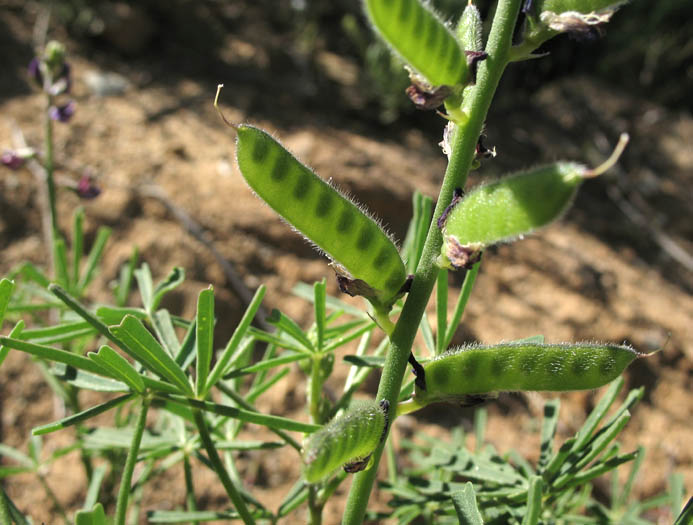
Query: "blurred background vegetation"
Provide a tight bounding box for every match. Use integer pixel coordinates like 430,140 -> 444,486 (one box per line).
27,0 -> 692,123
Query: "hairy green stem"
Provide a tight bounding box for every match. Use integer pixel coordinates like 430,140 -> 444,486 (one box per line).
115,397 -> 150,525
192,409 -> 255,525
0,488 -> 11,525
342,1 -> 522,522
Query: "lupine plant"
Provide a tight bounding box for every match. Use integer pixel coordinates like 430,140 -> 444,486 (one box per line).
1,1 -> 691,524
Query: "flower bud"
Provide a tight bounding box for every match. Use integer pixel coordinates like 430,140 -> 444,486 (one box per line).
456,2 -> 483,52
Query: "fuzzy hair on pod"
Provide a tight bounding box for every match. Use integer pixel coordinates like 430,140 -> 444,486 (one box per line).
364,0 -> 470,87
235,124 -> 407,306
439,162 -> 585,269
414,342 -> 643,404
302,400 -> 388,483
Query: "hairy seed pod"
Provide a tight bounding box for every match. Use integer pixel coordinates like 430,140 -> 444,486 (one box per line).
235,125 -> 407,306
302,400 -> 388,483
456,2 -> 483,52
364,0 -> 470,87
438,161 -> 591,269
415,343 -> 642,404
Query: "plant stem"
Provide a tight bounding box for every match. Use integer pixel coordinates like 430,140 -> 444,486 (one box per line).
341,1 -> 522,523
183,453 -> 200,525
0,488 -> 11,525
192,409 -> 255,525
43,94 -> 60,277
115,397 -> 150,525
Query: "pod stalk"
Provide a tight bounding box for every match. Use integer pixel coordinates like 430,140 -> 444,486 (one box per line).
582,132 -> 629,178
214,84 -> 238,131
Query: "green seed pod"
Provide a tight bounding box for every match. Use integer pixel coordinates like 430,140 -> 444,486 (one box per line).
438,134 -> 629,269
456,2 -> 483,52
235,124 -> 407,307
302,400 -> 388,483
364,0 -> 470,87
415,343 -> 642,405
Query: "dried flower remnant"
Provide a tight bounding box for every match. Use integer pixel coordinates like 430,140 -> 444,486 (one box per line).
1,148 -> 35,170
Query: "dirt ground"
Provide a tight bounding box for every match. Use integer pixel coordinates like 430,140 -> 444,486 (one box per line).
1,2 -> 692,524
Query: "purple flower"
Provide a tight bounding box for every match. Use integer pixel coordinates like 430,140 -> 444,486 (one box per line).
49,100 -> 76,123
28,57 -> 44,88
76,174 -> 101,199
1,150 -> 25,170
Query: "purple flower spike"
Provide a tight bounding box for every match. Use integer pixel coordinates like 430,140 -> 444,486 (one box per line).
49,100 -> 76,123
28,57 -> 44,88
1,150 -> 25,170
77,174 -> 101,199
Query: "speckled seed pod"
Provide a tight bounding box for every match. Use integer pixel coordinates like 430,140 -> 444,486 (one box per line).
235,125 -> 407,306
439,162 -> 586,269
414,343 -> 641,404
302,400 -> 388,483
364,0 -> 470,87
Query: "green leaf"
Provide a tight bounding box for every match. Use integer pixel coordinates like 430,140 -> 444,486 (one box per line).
223,352 -> 309,379
96,305 -> 147,326
71,207 -> 85,287
175,319 -> 197,369
292,282 -> 366,317
158,394 -> 320,433
0,444 -> 33,467
33,393 -> 134,435
0,278 -> 15,327
451,483 -> 484,525
674,497 -> 693,525
134,262 -> 154,312
205,286 -> 266,392
314,279 -> 326,350
436,269 -> 448,354
51,362 -> 129,392
443,260 -> 480,349
196,286 -> 215,396
115,246 -> 138,307
266,308 -> 314,351
75,503 -> 106,525
572,377 -> 623,453
19,320 -> 96,345
152,309 -> 181,357
521,476 -> 543,525
558,451 -> 638,491
77,226 -> 111,292
538,399 -> 560,470
277,480 -> 309,517
0,336 -> 112,376
82,427 -> 176,451
0,321 -> 23,369
343,355 -> 386,368
83,465 -> 107,510
88,345 -> 146,394
54,236 -> 71,288
151,266 -> 185,312
147,510 -> 245,522
110,315 -> 193,395
419,314 -> 435,355
9,262 -> 50,288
